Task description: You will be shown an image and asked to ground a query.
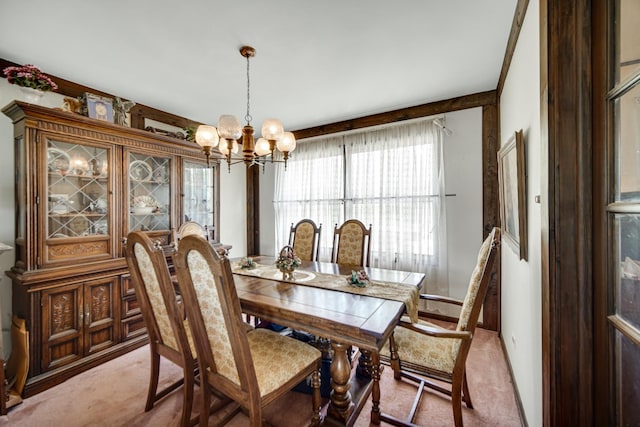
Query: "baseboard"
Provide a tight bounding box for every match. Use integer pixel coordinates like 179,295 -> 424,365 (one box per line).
499,334 -> 529,427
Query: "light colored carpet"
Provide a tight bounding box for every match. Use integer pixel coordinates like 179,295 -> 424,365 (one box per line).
0,324 -> 522,426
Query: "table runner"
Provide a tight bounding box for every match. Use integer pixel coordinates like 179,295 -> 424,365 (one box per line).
231,262 -> 419,323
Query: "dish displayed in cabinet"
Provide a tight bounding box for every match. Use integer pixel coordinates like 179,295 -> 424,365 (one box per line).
47,147 -> 71,174
129,160 -> 153,181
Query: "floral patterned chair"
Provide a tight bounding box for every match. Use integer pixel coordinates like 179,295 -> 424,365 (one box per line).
288,219 -> 322,262
124,231 -> 203,427
380,227 -> 501,427
331,219 -> 372,267
173,234 -> 323,427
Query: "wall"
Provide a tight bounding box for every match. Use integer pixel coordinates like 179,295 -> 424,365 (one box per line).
218,165 -> 247,257
443,108 -> 483,301
259,108 -> 483,305
498,1 -> 542,425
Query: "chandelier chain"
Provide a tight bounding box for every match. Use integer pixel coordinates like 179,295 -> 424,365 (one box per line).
245,54 -> 252,124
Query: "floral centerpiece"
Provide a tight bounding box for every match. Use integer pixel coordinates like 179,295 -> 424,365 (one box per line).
131,195 -> 158,214
3,64 -> 58,91
239,256 -> 257,269
275,245 -> 301,280
346,270 -> 370,287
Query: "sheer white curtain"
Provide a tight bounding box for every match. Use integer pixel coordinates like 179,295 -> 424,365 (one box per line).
273,118 -> 448,294
345,120 -> 448,294
273,138 -> 344,260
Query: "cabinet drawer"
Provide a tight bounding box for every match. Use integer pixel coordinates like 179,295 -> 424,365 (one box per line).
121,275 -> 136,297
121,295 -> 141,318
122,314 -> 146,340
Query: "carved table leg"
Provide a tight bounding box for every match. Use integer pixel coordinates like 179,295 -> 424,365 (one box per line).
327,341 -> 354,423
369,351 -> 382,424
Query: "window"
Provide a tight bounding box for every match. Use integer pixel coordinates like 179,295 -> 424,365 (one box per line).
273,118 -> 448,293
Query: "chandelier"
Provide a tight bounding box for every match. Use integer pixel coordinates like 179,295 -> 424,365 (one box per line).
195,45 -> 296,170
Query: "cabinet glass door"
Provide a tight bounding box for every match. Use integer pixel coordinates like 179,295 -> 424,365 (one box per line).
182,160 -> 216,241
128,152 -> 171,232
47,140 -> 109,238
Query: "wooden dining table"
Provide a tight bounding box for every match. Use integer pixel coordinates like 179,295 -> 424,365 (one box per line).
230,256 -> 425,426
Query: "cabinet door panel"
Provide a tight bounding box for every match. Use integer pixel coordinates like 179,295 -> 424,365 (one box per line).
44,137 -> 114,267
84,278 -> 117,354
41,284 -> 83,370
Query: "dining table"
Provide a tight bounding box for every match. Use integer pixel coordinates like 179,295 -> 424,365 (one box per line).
229,256 -> 425,426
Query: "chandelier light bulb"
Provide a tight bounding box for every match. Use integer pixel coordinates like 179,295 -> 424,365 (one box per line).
276,131 -> 297,153
218,138 -> 239,156
217,115 -> 242,140
195,125 -> 219,148
261,119 -> 284,141
254,137 -> 272,156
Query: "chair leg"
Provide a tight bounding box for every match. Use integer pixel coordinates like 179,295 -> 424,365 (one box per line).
462,371 -> 473,409
451,378 -> 464,427
181,362 -> 195,427
311,366 -> 322,426
146,349 -> 161,411
388,333 -> 402,380
249,407 -> 263,427
199,383 -> 212,427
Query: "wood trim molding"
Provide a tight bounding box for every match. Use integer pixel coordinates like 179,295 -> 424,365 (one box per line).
544,0 -> 595,425
497,0 -> 531,97
292,90 -> 496,140
482,103 -> 501,332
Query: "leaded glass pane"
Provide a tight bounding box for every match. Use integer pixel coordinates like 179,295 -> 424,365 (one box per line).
47,140 -> 109,238
128,152 -> 170,232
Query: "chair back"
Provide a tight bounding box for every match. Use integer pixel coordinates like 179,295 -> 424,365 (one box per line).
173,221 -> 209,244
331,219 -> 372,267
289,219 -> 322,262
456,227 -> 501,334
124,231 -> 193,358
173,234 -> 259,402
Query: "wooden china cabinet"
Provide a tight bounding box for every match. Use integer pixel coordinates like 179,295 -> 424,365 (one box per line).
2,101 -> 218,397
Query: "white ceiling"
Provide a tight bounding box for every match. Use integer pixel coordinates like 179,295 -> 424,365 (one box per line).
0,0 -> 517,132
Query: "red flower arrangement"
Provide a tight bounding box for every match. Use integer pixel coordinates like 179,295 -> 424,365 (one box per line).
3,64 -> 58,91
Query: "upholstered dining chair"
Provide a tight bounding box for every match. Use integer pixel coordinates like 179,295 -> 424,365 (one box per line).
331,219 -> 372,267
173,221 -> 209,243
380,227 -> 501,427
124,231 -> 201,427
173,234 -> 323,427
289,219 -> 322,261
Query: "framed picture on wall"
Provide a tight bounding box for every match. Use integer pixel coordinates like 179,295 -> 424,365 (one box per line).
84,93 -> 114,123
498,129 -> 527,261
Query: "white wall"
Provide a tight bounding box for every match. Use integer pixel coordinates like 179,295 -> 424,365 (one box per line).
443,108 -> 483,301
499,1 -> 542,425
218,165 -> 247,257
259,108 -> 484,307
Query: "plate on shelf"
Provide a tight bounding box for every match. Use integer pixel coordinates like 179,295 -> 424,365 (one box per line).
47,147 -> 71,174
129,160 -> 153,181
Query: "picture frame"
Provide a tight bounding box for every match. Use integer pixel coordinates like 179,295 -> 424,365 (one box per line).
84,93 -> 114,123
498,129 -> 527,261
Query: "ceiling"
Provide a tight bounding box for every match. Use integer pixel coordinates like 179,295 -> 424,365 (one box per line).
0,1 -> 517,132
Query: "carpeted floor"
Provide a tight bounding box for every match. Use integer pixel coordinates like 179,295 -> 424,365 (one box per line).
0,323 -> 522,426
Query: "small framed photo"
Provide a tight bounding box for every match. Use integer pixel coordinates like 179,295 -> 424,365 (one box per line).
84,93 -> 114,123
498,129 -> 527,261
